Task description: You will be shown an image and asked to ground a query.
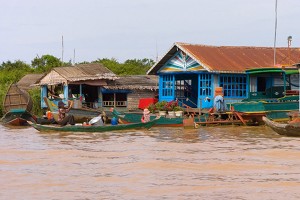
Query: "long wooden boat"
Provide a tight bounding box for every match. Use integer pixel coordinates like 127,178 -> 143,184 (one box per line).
262,116 -> 300,137
1,84 -> 36,126
44,97 -> 101,123
30,118 -> 158,133
112,109 -> 245,127
112,109 -> 192,127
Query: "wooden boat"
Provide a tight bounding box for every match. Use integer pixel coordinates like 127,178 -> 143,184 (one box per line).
262,116 -> 300,137
44,97 -> 102,123
230,96 -> 299,124
1,109 -> 36,126
112,108 -> 245,127
1,84 -> 36,125
30,118 -> 158,133
112,109 -> 192,127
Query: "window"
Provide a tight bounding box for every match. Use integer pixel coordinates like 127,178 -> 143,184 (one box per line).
199,74 -> 212,96
220,74 -> 246,98
161,75 -> 174,97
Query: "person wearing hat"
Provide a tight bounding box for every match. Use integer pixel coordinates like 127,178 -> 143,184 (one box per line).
57,100 -> 75,126
141,108 -> 151,123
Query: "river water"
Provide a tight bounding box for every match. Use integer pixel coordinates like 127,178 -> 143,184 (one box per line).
0,125 -> 299,200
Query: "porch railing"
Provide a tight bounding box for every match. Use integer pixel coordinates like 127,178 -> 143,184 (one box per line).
102,101 -> 127,107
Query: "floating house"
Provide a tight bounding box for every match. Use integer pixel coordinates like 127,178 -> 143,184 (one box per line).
147,42 -> 300,109
38,63 -> 157,111
103,75 -> 158,111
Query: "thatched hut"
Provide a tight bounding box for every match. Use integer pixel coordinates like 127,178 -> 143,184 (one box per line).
38,63 -> 158,111
17,73 -> 46,91
38,63 -> 118,109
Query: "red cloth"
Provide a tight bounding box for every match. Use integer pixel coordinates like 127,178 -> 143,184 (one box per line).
138,98 -> 158,109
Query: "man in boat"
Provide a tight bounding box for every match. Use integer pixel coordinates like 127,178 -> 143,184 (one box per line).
141,108 -> 151,123
57,100 -> 75,126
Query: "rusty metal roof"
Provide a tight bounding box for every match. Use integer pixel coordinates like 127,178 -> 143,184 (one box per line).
147,42 -> 300,74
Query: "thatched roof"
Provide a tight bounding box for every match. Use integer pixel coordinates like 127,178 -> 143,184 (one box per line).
103,75 -> 158,90
17,73 -> 46,90
39,63 -> 118,85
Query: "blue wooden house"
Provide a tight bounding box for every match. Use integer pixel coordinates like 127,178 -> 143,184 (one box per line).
147,43 -> 300,108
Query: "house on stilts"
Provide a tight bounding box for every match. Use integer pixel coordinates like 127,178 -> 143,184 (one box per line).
147,42 -> 300,110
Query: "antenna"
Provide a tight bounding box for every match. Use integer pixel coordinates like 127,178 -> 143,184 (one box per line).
156,40 -> 158,62
273,0 -> 278,67
73,48 -> 76,65
287,36 -> 292,65
62,35 -> 64,63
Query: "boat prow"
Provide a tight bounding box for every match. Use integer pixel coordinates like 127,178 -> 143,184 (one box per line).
262,116 -> 300,137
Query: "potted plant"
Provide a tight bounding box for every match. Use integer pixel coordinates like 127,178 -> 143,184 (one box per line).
147,103 -> 156,114
174,106 -> 184,117
154,101 -> 168,116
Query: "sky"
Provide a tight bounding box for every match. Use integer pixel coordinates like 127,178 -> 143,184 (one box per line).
1,0 -> 299,64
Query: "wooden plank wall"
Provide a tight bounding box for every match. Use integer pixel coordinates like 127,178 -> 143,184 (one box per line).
127,90 -> 156,111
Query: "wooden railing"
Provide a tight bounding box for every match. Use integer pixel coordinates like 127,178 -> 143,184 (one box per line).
102,101 -> 127,107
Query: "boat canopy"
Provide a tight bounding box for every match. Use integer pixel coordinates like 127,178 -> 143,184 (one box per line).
246,68 -> 299,75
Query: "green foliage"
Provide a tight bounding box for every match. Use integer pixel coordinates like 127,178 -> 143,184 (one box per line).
154,101 -> 168,111
28,88 -> 43,116
0,84 -> 10,115
94,58 -> 154,75
31,55 -> 63,73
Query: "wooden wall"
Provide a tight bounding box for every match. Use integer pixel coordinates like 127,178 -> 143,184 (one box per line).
127,90 -> 157,111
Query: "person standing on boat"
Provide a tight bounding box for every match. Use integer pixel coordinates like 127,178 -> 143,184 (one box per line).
57,100 -> 75,126
214,95 -> 227,112
141,108 -> 151,123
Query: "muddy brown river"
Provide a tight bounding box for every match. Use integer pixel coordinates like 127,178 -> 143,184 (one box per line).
0,125 -> 299,200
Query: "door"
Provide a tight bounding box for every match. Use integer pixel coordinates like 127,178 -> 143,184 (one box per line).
198,73 -> 213,108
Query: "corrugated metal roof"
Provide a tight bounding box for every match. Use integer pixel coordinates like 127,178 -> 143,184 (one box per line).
147,42 -> 300,74
103,75 -> 158,90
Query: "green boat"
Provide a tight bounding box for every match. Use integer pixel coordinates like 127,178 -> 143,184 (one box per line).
112,109 -> 207,127
229,67 -> 299,123
30,118 -> 158,133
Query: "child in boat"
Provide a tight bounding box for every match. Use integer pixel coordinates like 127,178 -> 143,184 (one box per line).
57,100 -> 75,126
141,108 -> 151,123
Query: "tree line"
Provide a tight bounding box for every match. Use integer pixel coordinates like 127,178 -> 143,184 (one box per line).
0,55 -> 155,116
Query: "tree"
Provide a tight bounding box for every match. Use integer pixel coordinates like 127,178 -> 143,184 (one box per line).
93,58 -> 154,75
31,55 -> 63,72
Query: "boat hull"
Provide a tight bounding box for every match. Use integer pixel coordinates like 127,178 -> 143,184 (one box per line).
1,110 -> 36,126
231,100 -> 299,122
113,110 -> 189,127
262,116 -> 300,137
31,119 -> 158,133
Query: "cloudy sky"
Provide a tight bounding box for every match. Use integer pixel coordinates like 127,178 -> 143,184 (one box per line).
1,0 -> 299,64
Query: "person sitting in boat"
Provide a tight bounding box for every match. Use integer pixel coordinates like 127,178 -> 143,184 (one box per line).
141,108 -> 151,123
213,95 -> 227,112
57,100 -> 75,126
